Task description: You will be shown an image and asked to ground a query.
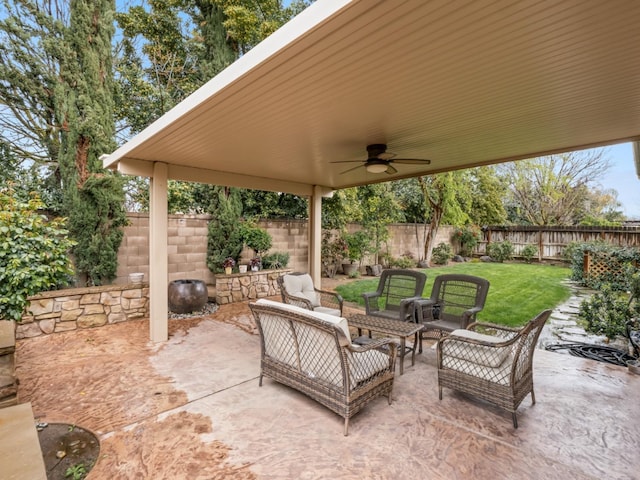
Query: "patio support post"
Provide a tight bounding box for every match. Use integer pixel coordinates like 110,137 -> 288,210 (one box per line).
309,185 -> 323,286
149,162 -> 169,342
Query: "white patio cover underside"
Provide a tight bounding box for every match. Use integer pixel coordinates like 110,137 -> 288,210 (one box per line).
103,0 -> 640,341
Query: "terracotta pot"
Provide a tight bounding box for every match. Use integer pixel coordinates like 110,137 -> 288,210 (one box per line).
168,279 -> 208,314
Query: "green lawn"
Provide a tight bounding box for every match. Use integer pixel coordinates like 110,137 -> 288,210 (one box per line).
335,262 -> 572,327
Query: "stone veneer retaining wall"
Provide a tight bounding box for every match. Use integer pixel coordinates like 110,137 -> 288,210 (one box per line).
215,269 -> 291,304
16,284 -> 149,340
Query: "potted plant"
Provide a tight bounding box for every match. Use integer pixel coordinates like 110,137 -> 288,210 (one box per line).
223,257 -> 235,274
342,231 -> 371,276
250,257 -> 262,272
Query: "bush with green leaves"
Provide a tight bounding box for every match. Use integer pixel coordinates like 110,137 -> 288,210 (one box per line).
240,221 -> 273,257
431,242 -> 452,265
521,244 -> 538,263
0,188 -> 75,321
566,241 -> 640,291
261,252 -> 290,269
579,283 -> 640,340
342,230 -> 371,265
452,225 -> 481,256
486,240 -> 514,263
389,254 -> 415,269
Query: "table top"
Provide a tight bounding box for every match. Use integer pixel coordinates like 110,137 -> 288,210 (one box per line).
348,313 -> 424,337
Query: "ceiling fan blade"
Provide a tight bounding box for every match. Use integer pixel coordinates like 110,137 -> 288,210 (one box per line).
340,164 -> 364,174
331,160 -> 365,164
385,164 -> 398,174
377,152 -> 396,161
393,158 -> 431,165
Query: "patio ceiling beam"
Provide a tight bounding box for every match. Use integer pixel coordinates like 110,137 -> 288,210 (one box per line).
113,158 -> 317,197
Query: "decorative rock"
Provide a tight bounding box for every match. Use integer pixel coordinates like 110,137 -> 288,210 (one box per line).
452,255 -> 465,262
27,299 -> 54,316
16,322 -> 43,338
38,319 -> 56,335
480,255 -> 493,262
77,313 -> 108,329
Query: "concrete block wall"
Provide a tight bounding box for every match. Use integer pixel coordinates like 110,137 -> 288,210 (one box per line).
116,214 -> 453,285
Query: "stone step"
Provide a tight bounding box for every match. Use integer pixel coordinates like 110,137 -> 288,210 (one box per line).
0,402 -> 47,479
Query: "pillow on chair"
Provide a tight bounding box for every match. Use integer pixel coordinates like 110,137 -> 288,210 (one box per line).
282,274 -> 321,307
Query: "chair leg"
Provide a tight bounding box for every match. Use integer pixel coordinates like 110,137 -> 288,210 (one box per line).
438,386 -> 442,400
512,412 -> 518,429
259,374 -> 263,387
530,388 -> 536,405
418,332 -> 423,354
344,418 -> 349,436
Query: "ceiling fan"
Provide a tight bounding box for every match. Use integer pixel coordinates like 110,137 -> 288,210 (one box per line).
332,144 -> 431,174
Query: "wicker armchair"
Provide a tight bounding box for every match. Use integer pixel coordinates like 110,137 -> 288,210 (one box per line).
414,274 -> 490,352
278,272 -> 344,316
437,309 -> 551,428
362,269 -> 427,322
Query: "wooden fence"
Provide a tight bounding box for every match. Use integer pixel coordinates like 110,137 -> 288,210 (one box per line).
476,225 -> 640,261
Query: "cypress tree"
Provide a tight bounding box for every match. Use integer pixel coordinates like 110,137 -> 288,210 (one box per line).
206,186 -> 244,273
57,0 -> 127,286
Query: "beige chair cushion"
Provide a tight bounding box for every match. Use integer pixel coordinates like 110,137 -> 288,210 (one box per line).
282,274 -> 321,307
445,329 -> 511,368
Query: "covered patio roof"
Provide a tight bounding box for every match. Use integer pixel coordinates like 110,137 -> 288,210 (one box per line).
102,0 -> 640,342
104,0 -> 640,192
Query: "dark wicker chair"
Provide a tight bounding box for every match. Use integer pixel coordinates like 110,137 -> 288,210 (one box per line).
362,269 -> 427,322
437,309 -> 552,428
277,272 -> 344,316
414,274 -> 490,352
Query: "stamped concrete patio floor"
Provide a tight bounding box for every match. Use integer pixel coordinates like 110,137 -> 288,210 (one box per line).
16,298 -> 640,479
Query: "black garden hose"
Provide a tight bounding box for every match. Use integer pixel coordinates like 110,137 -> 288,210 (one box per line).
545,343 -> 635,367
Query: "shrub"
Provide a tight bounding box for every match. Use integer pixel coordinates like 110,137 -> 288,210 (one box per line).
486,241 -> 514,263
261,252 -> 290,269
432,242 -> 452,265
0,188 -> 75,321
342,230 -> 371,265
393,254 -> 415,269
579,283 -> 639,339
321,231 -> 347,278
521,244 -> 538,263
567,241 -> 640,291
452,225 -> 481,256
240,221 -> 272,257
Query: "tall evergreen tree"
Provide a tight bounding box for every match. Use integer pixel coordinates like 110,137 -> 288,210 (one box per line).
57,0 -> 127,285
206,186 -> 244,273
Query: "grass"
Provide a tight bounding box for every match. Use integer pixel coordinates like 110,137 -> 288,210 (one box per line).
335,262 -> 572,327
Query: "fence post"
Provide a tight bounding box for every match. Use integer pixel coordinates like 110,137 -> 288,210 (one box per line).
583,250 -> 591,276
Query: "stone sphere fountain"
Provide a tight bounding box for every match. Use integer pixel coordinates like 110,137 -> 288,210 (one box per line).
168,279 -> 208,314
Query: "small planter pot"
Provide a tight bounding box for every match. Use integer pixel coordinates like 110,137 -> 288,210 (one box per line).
224,267 -> 232,275
128,272 -> 144,284
238,265 -> 248,273
342,263 -> 358,276
251,266 -> 260,272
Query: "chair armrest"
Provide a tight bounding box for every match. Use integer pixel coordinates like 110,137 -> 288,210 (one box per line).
413,298 -> 438,323
399,296 -> 424,322
362,292 -> 381,314
459,306 -> 483,328
281,291 -> 314,310
346,338 -> 398,373
316,288 -> 344,314
467,321 -> 521,340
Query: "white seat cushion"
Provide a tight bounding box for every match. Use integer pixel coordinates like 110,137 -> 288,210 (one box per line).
282,274 -> 321,307
314,306 -> 341,317
445,329 -> 511,368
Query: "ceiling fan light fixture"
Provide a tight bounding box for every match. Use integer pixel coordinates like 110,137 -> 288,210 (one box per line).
366,162 -> 389,174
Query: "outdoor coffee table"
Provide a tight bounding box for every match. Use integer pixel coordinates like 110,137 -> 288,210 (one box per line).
348,313 -> 423,375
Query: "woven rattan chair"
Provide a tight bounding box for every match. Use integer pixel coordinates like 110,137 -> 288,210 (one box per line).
414,274 -> 490,352
362,269 -> 427,322
437,309 -> 552,428
278,272 -> 344,316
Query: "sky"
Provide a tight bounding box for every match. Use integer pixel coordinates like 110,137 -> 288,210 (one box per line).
597,142 -> 640,219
